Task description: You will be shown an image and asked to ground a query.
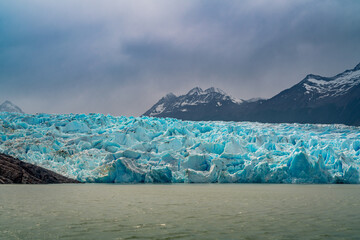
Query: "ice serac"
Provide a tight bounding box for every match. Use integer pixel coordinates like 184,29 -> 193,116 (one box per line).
0,112 -> 359,183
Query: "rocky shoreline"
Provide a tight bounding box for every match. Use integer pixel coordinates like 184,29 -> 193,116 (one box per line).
0,153 -> 80,184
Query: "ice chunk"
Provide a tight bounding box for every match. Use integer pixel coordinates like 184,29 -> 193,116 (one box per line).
63,121 -> 90,133
288,150 -> 311,178
145,166 -> 172,183
181,155 -> 210,171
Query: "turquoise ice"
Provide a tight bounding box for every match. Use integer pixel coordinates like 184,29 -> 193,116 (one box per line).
0,113 -> 359,183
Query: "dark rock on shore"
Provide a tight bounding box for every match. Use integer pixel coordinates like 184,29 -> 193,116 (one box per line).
0,153 -> 80,184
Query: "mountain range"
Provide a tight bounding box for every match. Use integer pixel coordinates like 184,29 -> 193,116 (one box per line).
143,63 -> 360,125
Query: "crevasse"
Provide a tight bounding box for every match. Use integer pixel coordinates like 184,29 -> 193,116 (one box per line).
0,113 -> 359,183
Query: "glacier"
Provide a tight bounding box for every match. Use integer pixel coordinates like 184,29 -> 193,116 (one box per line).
0,112 -> 359,183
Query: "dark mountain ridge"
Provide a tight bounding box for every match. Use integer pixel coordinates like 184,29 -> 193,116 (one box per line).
144,63 -> 360,125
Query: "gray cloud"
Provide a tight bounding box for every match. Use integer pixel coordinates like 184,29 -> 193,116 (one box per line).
0,0 -> 360,116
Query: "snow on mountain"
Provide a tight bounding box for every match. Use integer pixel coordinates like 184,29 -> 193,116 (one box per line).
301,66 -> 360,100
144,87 -> 244,117
0,101 -> 23,113
245,97 -> 266,103
187,87 -> 203,95
239,62 -> 360,125
144,62 -> 360,125
267,62 -> 360,108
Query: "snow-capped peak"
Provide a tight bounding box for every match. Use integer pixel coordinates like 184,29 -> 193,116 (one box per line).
301,63 -> 360,99
186,87 -> 243,104
143,87 -> 245,117
187,87 -> 204,95
0,100 -> 24,113
204,87 -> 226,95
163,93 -> 176,100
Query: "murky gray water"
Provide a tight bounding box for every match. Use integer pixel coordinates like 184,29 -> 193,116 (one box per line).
0,184 -> 359,239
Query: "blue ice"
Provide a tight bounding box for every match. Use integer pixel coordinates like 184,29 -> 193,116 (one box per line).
0,112 -> 359,183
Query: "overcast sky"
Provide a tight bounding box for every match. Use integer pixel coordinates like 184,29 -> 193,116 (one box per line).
1,0 -> 360,116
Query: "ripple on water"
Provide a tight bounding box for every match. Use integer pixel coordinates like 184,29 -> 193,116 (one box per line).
0,184 -> 360,239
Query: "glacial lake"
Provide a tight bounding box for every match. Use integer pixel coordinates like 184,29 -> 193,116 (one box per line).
0,184 -> 359,239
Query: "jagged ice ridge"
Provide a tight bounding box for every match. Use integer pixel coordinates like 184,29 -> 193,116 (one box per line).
0,113 -> 359,183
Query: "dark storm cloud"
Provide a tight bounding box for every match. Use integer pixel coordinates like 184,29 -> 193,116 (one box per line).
0,0 -> 360,116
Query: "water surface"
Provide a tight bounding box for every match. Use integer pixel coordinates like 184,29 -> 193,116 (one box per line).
0,184 -> 359,239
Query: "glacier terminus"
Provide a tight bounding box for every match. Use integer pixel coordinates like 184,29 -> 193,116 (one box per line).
0,112 -> 359,183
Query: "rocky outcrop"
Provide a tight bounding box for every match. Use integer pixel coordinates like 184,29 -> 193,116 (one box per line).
0,153 -> 80,184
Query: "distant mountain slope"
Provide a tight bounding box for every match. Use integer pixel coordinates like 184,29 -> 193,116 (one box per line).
143,63 -> 360,125
243,63 -> 360,125
0,100 -> 23,113
265,63 -> 360,108
143,87 -> 244,121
